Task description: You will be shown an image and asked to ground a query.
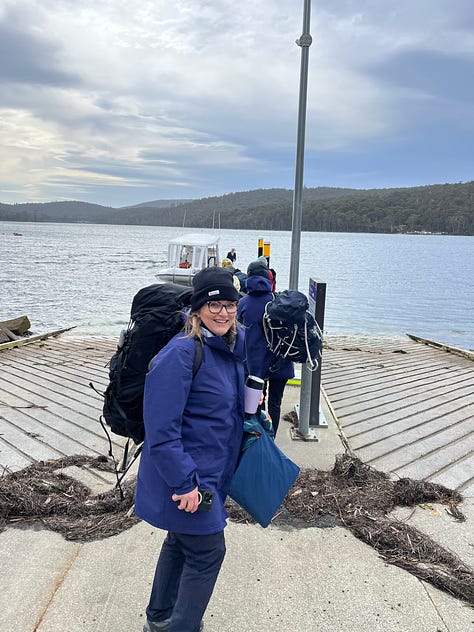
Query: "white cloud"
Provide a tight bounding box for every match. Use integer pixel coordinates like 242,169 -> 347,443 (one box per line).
1,0 -> 473,205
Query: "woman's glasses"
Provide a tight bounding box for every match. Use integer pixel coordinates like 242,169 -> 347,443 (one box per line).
206,301 -> 238,314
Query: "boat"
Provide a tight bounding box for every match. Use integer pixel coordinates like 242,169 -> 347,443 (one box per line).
155,233 -> 220,286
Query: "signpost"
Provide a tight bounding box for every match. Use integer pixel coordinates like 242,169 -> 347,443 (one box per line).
291,277 -> 327,440
307,278 -> 327,427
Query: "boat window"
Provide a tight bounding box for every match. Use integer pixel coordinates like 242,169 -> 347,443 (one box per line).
207,246 -> 218,267
192,246 -> 205,269
179,246 -> 192,269
169,244 -> 179,266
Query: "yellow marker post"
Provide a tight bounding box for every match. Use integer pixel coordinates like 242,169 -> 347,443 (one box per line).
257,238 -> 271,265
263,240 -> 271,265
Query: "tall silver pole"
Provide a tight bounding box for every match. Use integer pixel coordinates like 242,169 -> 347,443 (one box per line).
288,1 -> 318,441
289,0 -> 312,291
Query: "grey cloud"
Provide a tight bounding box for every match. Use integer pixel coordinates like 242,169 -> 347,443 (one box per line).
372,50 -> 474,104
0,20 -> 79,86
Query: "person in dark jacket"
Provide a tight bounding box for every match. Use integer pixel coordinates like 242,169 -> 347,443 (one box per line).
233,268 -> 248,293
237,261 -> 294,435
135,267 -> 244,632
226,247 -> 237,263
257,255 -> 276,293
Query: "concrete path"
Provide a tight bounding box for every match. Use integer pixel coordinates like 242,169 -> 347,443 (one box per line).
1,385 -> 473,632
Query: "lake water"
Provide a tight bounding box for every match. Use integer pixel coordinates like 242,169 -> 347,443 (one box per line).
1,222 -> 473,350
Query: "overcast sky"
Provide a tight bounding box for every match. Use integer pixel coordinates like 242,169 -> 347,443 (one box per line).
1,0 -> 473,208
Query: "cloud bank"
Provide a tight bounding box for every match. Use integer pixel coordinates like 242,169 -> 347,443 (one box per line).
1,0 -> 473,206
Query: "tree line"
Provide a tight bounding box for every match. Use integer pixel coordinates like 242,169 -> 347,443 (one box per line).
1,181 -> 473,235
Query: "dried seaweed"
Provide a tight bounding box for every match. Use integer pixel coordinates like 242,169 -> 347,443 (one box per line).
228,454 -> 473,606
0,455 -> 138,541
1,452 -> 472,606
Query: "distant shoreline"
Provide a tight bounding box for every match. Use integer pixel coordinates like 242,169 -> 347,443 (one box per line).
1,181 -> 473,236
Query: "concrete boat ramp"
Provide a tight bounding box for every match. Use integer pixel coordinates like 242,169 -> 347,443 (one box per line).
0,334 -> 473,632
321,334 -> 474,496
1,333 -> 472,493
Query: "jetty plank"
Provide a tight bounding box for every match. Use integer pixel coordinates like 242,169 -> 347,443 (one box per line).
0,375 -> 112,440
337,381 -> 474,424
333,368 -> 473,407
351,407 -> 473,455
359,417 -> 473,468
407,333 -> 474,361
1,334 -> 472,498
0,407 -> 106,457
0,337 -> 126,472
321,335 -> 474,491
393,435 -> 474,483
1,369 -> 103,419
0,442 -> 32,473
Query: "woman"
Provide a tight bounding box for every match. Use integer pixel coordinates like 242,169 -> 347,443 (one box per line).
135,267 -> 244,632
237,261 -> 294,435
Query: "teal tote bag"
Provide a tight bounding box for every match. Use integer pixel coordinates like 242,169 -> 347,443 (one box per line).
229,416 -> 300,527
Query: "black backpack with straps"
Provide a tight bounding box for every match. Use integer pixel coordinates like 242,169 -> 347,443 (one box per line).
100,282 -> 203,445
263,289 -> 322,371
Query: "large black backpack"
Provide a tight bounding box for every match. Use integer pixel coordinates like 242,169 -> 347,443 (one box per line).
101,283 -> 203,445
263,289 -> 322,371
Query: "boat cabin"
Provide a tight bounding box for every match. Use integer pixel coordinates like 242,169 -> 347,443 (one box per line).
155,233 -> 220,286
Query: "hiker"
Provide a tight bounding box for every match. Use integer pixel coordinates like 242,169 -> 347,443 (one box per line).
226,247 -> 237,263
221,257 -> 241,292
233,267 -> 248,293
237,261 -> 294,435
135,266 -> 245,632
257,255 -> 276,293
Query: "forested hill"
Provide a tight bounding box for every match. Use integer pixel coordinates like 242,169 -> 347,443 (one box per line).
1,181 -> 473,235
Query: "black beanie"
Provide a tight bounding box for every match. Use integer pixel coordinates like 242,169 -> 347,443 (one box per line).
246,261 -> 270,280
191,267 -> 240,311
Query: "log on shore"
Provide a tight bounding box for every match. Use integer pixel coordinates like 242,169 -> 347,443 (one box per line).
0,315 -> 31,335
0,326 -> 19,343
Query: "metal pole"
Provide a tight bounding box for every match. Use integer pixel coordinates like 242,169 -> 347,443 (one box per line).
289,0 -> 312,291
288,1 -> 316,441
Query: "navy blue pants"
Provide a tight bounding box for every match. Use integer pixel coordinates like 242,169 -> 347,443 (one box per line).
146,531 -> 226,632
263,379 -> 287,435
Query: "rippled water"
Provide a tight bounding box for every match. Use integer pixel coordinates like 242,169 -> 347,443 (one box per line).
1,222 -> 473,349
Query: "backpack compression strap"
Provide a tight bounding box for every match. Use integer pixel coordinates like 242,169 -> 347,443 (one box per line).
111,336 -> 204,494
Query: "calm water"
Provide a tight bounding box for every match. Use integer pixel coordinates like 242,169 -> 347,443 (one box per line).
1,222 -> 473,349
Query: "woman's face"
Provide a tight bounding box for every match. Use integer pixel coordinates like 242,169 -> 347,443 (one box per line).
198,301 -> 237,336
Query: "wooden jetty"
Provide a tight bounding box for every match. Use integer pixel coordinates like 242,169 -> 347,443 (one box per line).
0,336 -> 123,487
0,334 -> 472,498
321,335 -> 473,496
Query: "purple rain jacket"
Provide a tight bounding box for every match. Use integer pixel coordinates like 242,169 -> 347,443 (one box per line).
134,327 -> 245,535
237,275 -> 294,382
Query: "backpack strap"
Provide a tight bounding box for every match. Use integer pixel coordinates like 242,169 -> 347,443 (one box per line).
192,336 -> 204,376
113,336 -> 204,496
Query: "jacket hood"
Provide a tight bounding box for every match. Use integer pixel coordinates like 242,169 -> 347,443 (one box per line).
246,275 -> 272,294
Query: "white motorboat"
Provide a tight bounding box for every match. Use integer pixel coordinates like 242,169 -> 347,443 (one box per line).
155,232 -> 221,286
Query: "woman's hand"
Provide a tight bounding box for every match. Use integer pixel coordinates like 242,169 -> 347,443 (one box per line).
172,487 -> 200,513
